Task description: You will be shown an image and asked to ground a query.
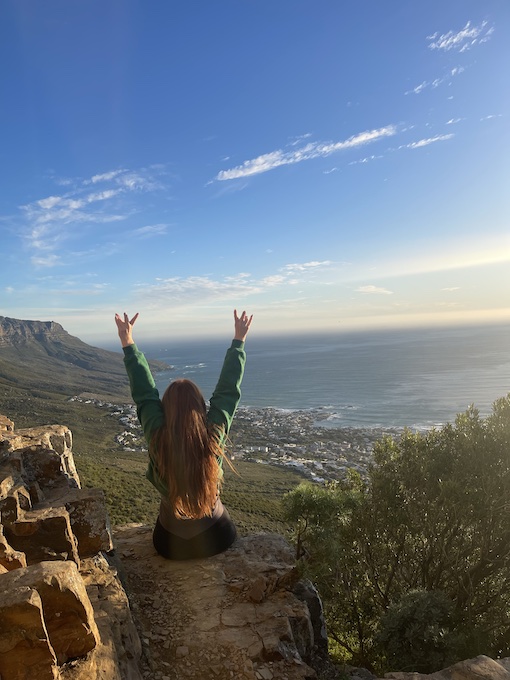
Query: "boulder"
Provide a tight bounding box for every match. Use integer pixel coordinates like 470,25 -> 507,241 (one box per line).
5,506 -> 80,566
42,487 -> 113,557
0,414 -> 14,432
381,654 -> 510,679
0,586 -> 59,680
0,560 -> 99,664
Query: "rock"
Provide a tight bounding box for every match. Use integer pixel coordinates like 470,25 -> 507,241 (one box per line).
114,526 -> 317,678
5,506 -> 80,566
0,523 -> 27,570
42,487 -> 114,557
0,560 -> 100,664
0,414 -> 14,432
0,586 -> 59,680
292,579 -> 328,653
381,654 -> 510,679
0,414 -> 143,679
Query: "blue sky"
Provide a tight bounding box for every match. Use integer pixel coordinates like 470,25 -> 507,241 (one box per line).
1,1 -> 509,344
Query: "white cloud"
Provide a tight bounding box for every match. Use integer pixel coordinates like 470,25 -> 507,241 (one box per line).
428,21 -> 494,52
31,254 -> 62,268
215,126 -> 397,181
442,286 -> 460,291
281,261 -> 333,274
355,285 -> 393,295
405,133 -> 454,149
136,275 -> 263,304
18,166 -> 167,268
5,286 -> 14,294
446,118 -> 463,125
131,224 -> 168,238
289,132 -> 313,146
349,155 -> 382,166
480,114 -> 503,121
134,261 -> 337,308
406,66 -> 464,95
89,169 -> 126,184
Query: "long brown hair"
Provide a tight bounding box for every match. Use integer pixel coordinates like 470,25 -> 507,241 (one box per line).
150,378 -> 232,518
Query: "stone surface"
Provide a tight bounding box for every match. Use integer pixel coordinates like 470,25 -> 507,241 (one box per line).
0,414 -> 14,432
114,525 -> 317,679
0,523 -> 27,570
43,487 -> 114,557
0,560 -> 100,664
5,506 -> 81,566
0,585 -> 59,680
380,655 -> 510,680
0,414 -> 143,679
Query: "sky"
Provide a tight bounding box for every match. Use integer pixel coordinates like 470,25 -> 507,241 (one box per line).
1,0 -> 509,344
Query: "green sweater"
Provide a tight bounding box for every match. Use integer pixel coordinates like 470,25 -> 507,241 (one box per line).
122,339 -> 246,496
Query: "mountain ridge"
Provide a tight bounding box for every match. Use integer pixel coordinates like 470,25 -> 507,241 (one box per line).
0,315 -> 169,406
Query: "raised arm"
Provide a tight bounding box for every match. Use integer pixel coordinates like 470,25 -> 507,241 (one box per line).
114,312 -> 164,444
208,310 -> 253,435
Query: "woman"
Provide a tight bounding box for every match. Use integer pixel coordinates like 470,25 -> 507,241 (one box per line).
114,309 -> 253,560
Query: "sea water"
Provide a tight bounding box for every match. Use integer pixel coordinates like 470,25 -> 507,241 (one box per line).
141,324 -> 510,430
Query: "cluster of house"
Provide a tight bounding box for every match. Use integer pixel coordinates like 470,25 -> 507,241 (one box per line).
70,397 -> 401,483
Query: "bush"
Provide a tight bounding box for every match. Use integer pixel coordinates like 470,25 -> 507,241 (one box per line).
376,589 -> 463,673
284,395 -> 510,672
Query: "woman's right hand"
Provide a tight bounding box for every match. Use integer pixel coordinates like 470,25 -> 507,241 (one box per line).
115,312 -> 139,347
234,309 -> 253,342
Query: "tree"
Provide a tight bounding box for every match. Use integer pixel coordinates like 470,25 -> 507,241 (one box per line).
283,395 -> 510,672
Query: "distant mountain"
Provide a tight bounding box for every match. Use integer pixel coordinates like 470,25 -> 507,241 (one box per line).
0,316 -> 168,403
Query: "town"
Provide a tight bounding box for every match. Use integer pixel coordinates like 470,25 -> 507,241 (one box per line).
70,396 -> 403,483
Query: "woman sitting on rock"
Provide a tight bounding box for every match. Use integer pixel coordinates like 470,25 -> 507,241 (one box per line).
114,309 -> 253,560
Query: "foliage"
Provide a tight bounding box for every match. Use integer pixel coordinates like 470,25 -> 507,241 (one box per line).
283,395 -> 510,672
376,589 -> 463,673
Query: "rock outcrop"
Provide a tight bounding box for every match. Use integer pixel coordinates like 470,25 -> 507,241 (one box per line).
114,525 -> 327,679
0,415 -> 142,680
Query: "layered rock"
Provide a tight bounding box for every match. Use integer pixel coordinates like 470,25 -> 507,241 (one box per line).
0,415 -> 141,680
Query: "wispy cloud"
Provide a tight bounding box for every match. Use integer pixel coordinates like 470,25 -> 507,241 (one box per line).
355,285 -> 393,295
406,66 -> 464,95
19,166 -> 167,267
427,21 -> 494,52
349,155 -> 383,166
214,126 -> 397,181
135,260 -> 336,307
446,118 -> 463,125
131,224 -> 169,238
281,261 -> 333,274
480,114 -> 503,121
401,133 -> 454,150
442,286 -> 460,291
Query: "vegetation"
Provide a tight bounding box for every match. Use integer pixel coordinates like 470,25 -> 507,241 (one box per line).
283,395 -> 510,674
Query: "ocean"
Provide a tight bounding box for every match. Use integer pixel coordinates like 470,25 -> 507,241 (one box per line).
141,324 -> 510,430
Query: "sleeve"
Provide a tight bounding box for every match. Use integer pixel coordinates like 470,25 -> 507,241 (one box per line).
207,339 -> 246,436
123,344 -> 165,445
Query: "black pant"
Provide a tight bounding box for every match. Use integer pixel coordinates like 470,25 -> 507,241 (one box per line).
152,510 -> 237,560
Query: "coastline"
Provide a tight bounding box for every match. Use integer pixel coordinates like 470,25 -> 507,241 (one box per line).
69,396 -> 411,484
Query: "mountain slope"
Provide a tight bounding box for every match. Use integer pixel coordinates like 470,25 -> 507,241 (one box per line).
0,316 -> 168,412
